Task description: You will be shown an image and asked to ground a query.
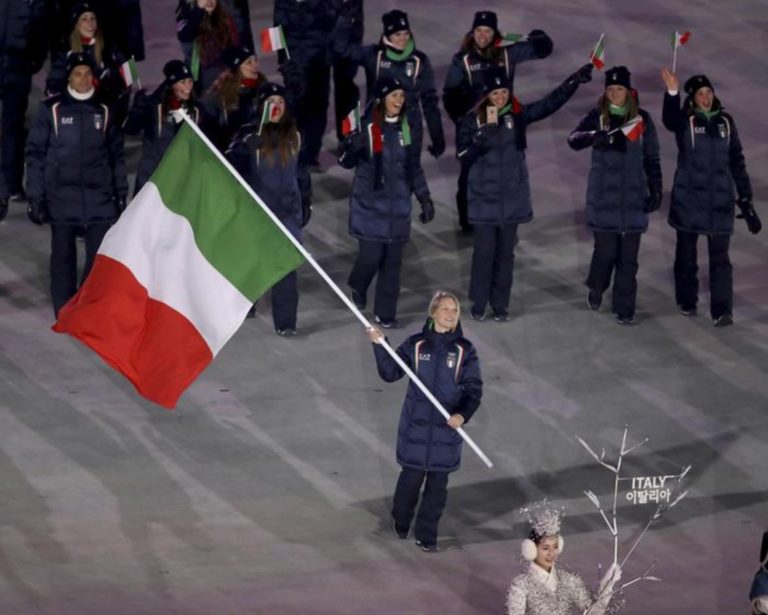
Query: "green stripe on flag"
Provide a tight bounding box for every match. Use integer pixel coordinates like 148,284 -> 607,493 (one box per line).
150,123 -> 305,302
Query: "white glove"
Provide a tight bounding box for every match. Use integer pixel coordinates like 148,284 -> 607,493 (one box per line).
598,563 -> 622,595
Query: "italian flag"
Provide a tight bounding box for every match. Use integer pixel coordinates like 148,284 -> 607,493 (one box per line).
261,25 -> 287,53
258,101 -> 281,133
590,33 -> 605,70
620,115 -> 644,142
494,32 -> 525,48
53,122 -> 305,408
341,102 -> 361,136
671,30 -> 691,49
119,57 -> 140,87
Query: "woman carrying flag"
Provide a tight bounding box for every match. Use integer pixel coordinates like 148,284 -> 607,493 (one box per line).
568,66 -> 662,325
338,77 -> 434,329
226,83 -> 311,335
457,63 -> 592,322
660,68 -> 761,327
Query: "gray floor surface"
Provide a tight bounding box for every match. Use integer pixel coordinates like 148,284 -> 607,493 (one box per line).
2,1 -> 768,613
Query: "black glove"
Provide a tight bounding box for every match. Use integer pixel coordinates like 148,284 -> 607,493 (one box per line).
592,130 -> 611,150
527,29 -> 553,58
473,124 -> 497,149
301,197 -> 312,227
736,198 -> 762,234
417,195 -> 435,224
569,63 -> 593,85
427,134 -> 446,158
644,192 -> 662,213
27,198 -> 48,225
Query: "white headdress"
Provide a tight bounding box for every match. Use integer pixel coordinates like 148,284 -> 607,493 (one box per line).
519,499 -> 565,561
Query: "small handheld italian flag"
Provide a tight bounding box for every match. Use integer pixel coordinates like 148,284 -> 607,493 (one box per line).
261,25 -> 289,59
119,57 -> 140,88
341,102 -> 361,136
620,115 -> 644,142
670,30 -> 691,72
494,32 -> 526,48
589,33 -> 605,70
258,101 -> 281,134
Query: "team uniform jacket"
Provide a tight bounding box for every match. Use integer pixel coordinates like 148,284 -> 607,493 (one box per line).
662,92 -> 751,235
273,0 -> 336,64
567,107 -> 662,233
339,117 -> 430,242
26,91 -> 128,224
373,320 -> 483,473
456,77 -> 580,226
0,0 -> 50,82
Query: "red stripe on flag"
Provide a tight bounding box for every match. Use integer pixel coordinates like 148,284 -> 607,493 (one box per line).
260,29 -> 272,53
679,31 -> 691,45
52,255 -> 213,409
591,55 -> 605,70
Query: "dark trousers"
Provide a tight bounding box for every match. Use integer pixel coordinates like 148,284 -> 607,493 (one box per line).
271,271 -> 298,330
391,467 -> 449,547
332,59 -> 359,142
297,58 -> 331,165
586,231 -> 641,318
50,223 -> 111,316
456,163 -> 470,230
469,223 -> 518,314
674,230 -> 732,318
1,71 -> 32,194
348,240 -> 404,321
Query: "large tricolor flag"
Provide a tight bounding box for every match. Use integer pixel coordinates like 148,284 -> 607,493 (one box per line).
671,30 -> 691,49
261,25 -> 287,54
53,121 -> 305,408
590,33 -> 606,70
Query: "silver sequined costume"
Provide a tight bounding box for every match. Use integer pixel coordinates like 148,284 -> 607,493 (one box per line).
506,563 -> 612,615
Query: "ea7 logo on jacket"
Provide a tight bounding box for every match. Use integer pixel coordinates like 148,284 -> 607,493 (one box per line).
418,352 -> 431,362
61,116 -> 74,125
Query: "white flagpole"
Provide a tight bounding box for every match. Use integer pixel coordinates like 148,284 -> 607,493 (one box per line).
672,38 -> 678,73
179,113 -> 494,469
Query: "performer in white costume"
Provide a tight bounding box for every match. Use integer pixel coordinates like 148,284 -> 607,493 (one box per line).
506,502 -> 621,615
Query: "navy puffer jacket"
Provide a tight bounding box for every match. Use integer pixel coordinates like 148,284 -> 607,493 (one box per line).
123,85 -> 205,195
274,0 -> 336,64
662,93 -> 751,235
568,107 -> 661,233
0,0 -> 49,82
456,76 -> 580,226
331,19 -> 443,152
226,122 -> 311,236
26,91 -> 128,224
339,116 -> 430,242
373,320 -> 483,473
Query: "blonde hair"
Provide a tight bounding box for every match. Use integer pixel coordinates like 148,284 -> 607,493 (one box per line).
70,18 -> 104,66
428,290 -> 461,321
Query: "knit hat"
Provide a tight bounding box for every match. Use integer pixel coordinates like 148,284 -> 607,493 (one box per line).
65,51 -> 96,77
382,10 -> 410,37
482,66 -> 510,95
372,77 -> 404,102
257,82 -> 287,106
605,66 -> 631,90
71,2 -> 97,28
163,60 -> 192,85
471,10 -> 498,33
222,46 -> 255,71
684,74 -> 714,96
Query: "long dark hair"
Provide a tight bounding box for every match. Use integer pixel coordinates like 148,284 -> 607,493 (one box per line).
598,91 -> 639,125
198,3 -> 236,65
162,84 -> 197,113
459,32 -> 502,61
258,106 -> 299,166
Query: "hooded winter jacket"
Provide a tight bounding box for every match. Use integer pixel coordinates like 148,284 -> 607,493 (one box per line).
26,90 -> 128,224
339,115 -> 430,242
568,107 -> 661,233
456,75 -> 580,226
662,92 -> 751,235
373,319 -> 483,473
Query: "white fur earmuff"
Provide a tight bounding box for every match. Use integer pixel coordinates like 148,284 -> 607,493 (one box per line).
521,535 -> 565,561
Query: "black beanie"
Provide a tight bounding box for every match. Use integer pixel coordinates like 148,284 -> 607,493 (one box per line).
258,82 -> 287,106
71,2 -> 96,29
482,66 -> 510,96
222,46 -> 255,71
604,66 -> 631,90
372,77 -> 404,101
65,51 -> 95,77
684,74 -> 714,96
163,60 -> 192,85
382,10 -> 410,37
472,10 -> 498,32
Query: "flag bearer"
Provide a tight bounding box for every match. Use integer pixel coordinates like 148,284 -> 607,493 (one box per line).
660,68 -> 761,327
568,66 -> 662,325
226,83 -> 312,335
367,290 -> 483,552
26,52 -> 128,317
